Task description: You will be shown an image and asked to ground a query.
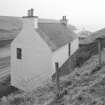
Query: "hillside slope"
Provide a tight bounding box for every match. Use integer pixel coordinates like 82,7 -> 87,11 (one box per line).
0,16 -> 22,40
1,48 -> 105,105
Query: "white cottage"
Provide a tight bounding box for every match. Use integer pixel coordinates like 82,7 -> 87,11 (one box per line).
11,9 -> 79,91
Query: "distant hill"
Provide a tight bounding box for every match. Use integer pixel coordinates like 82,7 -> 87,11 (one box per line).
0,16 -> 22,40
79,28 -> 105,45
90,28 -> 105,41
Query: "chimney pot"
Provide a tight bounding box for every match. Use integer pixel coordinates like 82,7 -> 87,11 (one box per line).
60,16 -> 68,25
27,8 -> 34,17
63,16 -> 67,20
30,8 -> 34,17
27,10 -> 30,17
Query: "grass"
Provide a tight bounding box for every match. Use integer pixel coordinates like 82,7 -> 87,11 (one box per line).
0,47 -> 105,105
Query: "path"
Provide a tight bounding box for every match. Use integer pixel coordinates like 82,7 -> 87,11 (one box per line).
0,46 -> 10,80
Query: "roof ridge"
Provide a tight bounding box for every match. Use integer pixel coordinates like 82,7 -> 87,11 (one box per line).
38,18 -> 60,24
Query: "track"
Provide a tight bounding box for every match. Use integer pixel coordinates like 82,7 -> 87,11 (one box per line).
0,66 -> 10,82
0,47 -> 10,81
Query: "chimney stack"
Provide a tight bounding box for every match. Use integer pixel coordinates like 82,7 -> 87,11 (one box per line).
27,10 -> 31,17
60,16 -> 68,25
30,8 -> 34,17
27,8 -> 34,17
23,8 -> 38,29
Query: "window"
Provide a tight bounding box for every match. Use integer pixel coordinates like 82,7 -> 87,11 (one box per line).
17,48 -> 22,59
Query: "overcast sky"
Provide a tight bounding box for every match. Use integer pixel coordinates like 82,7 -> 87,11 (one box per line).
0,0 -> 105,31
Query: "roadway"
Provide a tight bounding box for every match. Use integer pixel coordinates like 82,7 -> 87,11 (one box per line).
0,46 -> 10,81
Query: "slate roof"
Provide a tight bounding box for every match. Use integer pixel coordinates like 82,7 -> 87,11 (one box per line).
36,22 -> 77,51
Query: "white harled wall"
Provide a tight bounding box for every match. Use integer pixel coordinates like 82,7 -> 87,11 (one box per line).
11,18 -> 53,91
70,38 -> 79,55
52,44 -> 69,70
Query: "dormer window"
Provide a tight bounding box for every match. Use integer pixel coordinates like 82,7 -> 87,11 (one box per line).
17,48 -> 22,59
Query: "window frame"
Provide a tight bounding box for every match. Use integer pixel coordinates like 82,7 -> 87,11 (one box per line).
17,48 -> 22,59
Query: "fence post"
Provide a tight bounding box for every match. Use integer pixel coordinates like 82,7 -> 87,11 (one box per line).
68,43 -> 71,57
97,38 -> 102,66
55,62 -> 60,96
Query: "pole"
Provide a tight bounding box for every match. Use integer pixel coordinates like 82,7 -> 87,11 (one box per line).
55,62 -> 60,96
98,39 -> 102,66
68,43 -> 70,57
